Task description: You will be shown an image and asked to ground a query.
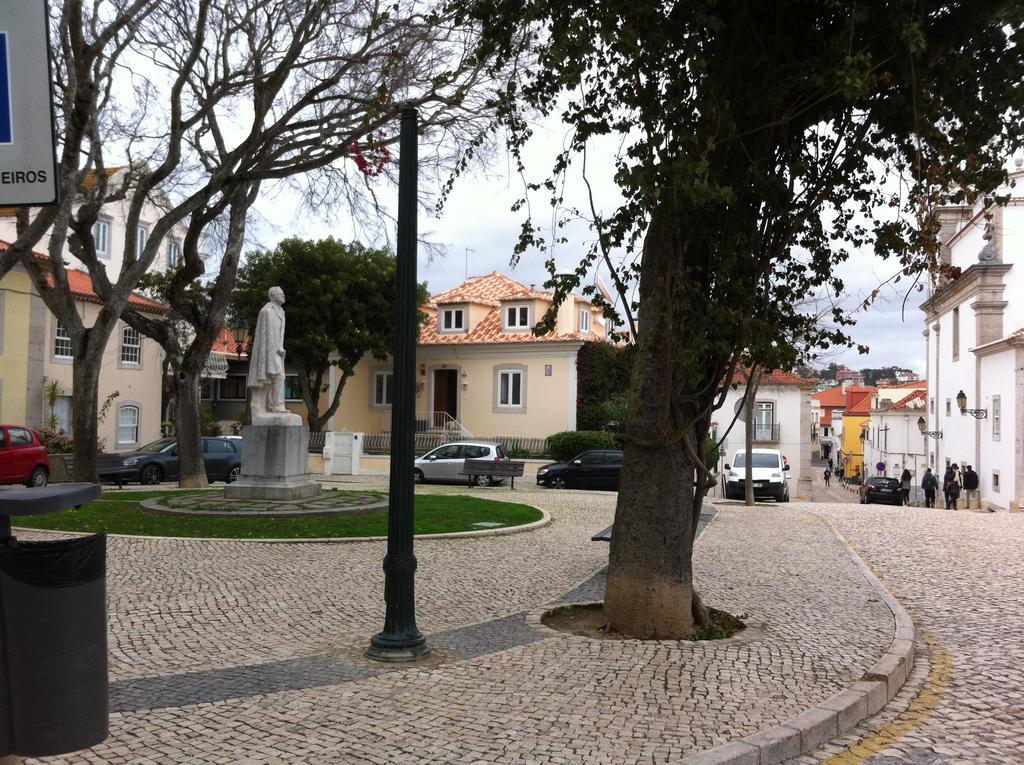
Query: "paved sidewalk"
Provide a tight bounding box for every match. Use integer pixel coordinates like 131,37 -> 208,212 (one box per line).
785,504 -> 1024,765
23,492 -> 895,764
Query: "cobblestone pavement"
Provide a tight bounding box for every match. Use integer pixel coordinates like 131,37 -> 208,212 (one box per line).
152,487 -> 387,515
23,486 -> 897,764
782,500 -> 1024,765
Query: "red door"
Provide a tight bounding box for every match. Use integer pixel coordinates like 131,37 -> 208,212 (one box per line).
432,369 -> 458,426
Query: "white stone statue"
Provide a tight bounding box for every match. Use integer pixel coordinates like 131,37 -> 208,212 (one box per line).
247,286 -> 302,426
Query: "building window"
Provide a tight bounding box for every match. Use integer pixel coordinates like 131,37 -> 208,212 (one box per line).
993,472 -> 1000,492
930,397 -> 934,414
373,371 -> 393,406
754,401 -> 775,441
284,375 -> 303,401
505,305 -> 529,329
945,399 -> 951,417
219,375 -> 247,400
136,224 -> 149,260
200,379 -> 214,400
167,238 -> 182,269
117,405 -> 139,445
54,320 -> 73,359
441,308 -> 465,331
498,369 -> 523,407
952,307 -> 959,361
992,396 -> 1001,440
94,218 -> 111,259
579,308 -> 591,333
121,326 -> 141,365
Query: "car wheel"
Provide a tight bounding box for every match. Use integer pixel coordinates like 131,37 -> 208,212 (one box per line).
140,464 -> 163,485
27,466 -> 48,488
779,491 -> 789,503
226,465 -> 241,483
473,474 -> 493,487
551,476 -> 567,489
414,469 -> 425,484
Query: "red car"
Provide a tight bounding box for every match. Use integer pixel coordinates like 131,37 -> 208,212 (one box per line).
0,425 -> 51,487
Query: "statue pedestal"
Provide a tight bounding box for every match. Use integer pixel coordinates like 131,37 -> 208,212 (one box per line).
224,424 -> 321,501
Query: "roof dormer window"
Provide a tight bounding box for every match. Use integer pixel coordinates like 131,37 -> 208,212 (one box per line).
579,308 -> 591,333
440,307 -> 465,333
504,304 -> 530,330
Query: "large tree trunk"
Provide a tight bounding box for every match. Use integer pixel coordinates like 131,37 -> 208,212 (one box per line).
71,355 -> 104,482
603,201 -> 714,639
173,365 -> 208,488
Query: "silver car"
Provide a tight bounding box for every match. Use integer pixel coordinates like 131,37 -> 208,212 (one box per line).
414,441 -> 508,486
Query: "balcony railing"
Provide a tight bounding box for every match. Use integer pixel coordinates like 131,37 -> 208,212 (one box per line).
752,423 -> 781,443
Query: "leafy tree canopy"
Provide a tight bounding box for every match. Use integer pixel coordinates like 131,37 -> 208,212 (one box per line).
232,238 -> 429,430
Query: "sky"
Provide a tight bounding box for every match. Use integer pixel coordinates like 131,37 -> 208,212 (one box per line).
247,118 -> 930,376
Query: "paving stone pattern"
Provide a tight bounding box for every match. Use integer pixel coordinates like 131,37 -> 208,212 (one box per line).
785,504 -> 1024,765
22,490 -> 893,764
156,488 -> 386,515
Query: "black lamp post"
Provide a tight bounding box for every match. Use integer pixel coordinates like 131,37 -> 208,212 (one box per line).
917,416 -> 943,439
955,389 -> 988,419
366,107 -> 429,662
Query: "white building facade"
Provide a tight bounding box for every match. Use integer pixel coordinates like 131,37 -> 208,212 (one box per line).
714,371 -> 815,499
863,390 -> 929,484
921,169 -> 1024,510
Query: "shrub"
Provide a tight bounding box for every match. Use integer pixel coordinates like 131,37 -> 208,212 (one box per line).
705,437 -> 720,470
39,429 -> 74,454
545,430 -> 619,462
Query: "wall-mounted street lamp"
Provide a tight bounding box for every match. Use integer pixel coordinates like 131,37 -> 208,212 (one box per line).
956,389 -> 988,419
917,416 -> 943,439
230,318 -> 247,359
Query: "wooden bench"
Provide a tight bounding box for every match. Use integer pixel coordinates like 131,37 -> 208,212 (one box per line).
59,454 -> 129,488
460,459 -> 526,490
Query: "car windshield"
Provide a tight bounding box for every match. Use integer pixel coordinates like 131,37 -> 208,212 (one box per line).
869,478 -> 900,488
732,453 -> 780,468
138,438 -> 176,453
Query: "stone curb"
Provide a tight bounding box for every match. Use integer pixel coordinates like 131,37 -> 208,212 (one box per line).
11,508 -> 552,544
672,512 -> 916,765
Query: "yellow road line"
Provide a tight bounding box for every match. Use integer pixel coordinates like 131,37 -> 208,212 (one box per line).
819,629 -> 952,765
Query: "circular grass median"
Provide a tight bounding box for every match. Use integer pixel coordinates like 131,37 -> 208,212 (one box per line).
12,489 -> 545,540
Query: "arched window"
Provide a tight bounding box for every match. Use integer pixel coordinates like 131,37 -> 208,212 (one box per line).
121,326 -> 141,365
117,405 -> 139,445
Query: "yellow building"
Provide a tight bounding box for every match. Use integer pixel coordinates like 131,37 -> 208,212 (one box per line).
839,386 -> 875,480
0,257 -> 166,451
323,272 -> 610,440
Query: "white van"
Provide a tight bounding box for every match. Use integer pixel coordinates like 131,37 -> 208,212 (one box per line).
723,448 -> 790,501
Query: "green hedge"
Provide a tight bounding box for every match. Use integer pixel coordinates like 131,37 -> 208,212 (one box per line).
545,431 -> 620,462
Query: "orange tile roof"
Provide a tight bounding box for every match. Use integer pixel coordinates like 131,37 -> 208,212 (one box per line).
1,241 -> 166,313
211,327 -> 248,357
732,368 -> 816,386
885,389 -> 927,411
812,385 -> 847,406
845,386 -> 876,415
820,411 -> 833,426
421,272 -> 592,345
878,379 -> 926,389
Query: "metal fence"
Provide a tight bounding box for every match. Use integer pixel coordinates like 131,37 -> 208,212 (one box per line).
308,431 -> 326,453
362,432 -> 550,458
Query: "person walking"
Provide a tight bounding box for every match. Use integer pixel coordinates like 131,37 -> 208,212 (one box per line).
944,464 -> 961,510
900,468 -> 912,506
823,467 -> 831,488
963,465 -> 980,509
921,468 -> 938,508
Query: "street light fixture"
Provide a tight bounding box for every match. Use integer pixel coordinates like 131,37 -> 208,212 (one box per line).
955,389 -> 988,419
230,318 -> 247,359
917,416 -> 943,439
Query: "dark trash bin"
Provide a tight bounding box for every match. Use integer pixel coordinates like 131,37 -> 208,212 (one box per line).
0,483 -> 107,760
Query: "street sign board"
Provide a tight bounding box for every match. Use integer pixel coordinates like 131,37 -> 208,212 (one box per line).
0,0 -> 58,206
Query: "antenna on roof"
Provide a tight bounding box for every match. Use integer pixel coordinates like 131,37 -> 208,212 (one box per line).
464,247 -> 475,281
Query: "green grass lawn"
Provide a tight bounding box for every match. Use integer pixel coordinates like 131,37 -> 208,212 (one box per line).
12,490 -> 544,539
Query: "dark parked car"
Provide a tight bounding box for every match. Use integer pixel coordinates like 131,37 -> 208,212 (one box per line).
100,437 -> 242,485
859,476 -> 902,506
0,425 -> 50,487
536,449 -> 623,490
